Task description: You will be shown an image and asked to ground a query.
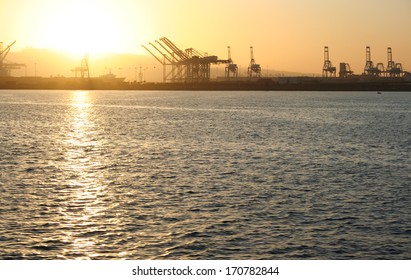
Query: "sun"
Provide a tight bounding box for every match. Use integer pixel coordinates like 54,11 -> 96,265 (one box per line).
37,0 -> 143,57
41,1 -> 123,56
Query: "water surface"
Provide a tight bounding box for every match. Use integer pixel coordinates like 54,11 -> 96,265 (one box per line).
0,90 -> 410,259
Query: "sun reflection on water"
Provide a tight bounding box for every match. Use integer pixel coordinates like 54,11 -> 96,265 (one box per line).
60,91 -> 108,259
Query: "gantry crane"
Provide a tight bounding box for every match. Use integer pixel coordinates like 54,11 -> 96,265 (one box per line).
339,63 -> 353,78
247,46 -> 261,79
386,47 -> 403,77
363,46 -> 385,76
322,46 -> 336,77
143,40 -> 174,82
142,37 -> 229,83
225,46 -> 238,79
72,54 -> 90,79
0,40 -> 25,77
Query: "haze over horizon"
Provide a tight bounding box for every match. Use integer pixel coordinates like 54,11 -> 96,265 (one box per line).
2,0 -> 411,79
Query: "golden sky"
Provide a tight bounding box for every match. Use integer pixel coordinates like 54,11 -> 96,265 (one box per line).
2,0 -> 411,75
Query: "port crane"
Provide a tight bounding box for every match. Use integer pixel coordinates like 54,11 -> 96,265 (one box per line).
225,46 -> 238,79
386,47 -> 403,77
142,37 -> 229,83
363,46 -> 385,76
0,40 -> 25,77
144,40 -> 175,82
339,63 -> 353,78
322,46 -> 336,77
247,46 -> 261,79
71,54 -> 90,79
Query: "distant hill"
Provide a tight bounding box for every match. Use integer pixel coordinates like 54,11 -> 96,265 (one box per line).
7,48 -> 159,82
265,69 -> 320,77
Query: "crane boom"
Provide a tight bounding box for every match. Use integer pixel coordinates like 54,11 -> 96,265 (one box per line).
187,48 -> 204,58
149,42 -> 173,63
142,45 -> 165,65
154,40 -> 177,62
0,40 -> 17,63
160,37 -> 189,60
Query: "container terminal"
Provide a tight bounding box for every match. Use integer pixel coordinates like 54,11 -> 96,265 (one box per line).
1,38 -> 410,91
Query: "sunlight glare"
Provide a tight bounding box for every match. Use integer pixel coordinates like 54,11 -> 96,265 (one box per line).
72,91 -> 90,109
38,0 -> 146,56
59,90 -> 109,259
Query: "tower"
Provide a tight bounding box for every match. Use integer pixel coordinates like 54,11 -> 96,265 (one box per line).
247,46 -> 261,79
322,46 -> 336,77
225,46 -> 238,79
386,47 -> 403,77
363,46 -> 384,76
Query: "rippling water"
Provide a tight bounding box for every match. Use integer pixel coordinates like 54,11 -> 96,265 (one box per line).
0,90 -> 410,259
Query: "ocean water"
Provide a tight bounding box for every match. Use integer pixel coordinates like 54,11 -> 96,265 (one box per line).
0,90 -> 410,260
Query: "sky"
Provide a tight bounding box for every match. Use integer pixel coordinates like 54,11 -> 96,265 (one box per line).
2,0 -> 411,77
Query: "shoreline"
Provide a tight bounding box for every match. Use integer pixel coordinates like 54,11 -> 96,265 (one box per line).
1,76 -> 411,91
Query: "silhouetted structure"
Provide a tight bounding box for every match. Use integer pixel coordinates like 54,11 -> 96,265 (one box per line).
0,40 -> 25,77
339,63 -> 353,78
142,37 -> 229,83
322,46 -> 336,77
247,46 -> 261,79
225,46 -> 238,79
72,54 -> 90,79
363,46 -> 385,76
386,47 -> 403,77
